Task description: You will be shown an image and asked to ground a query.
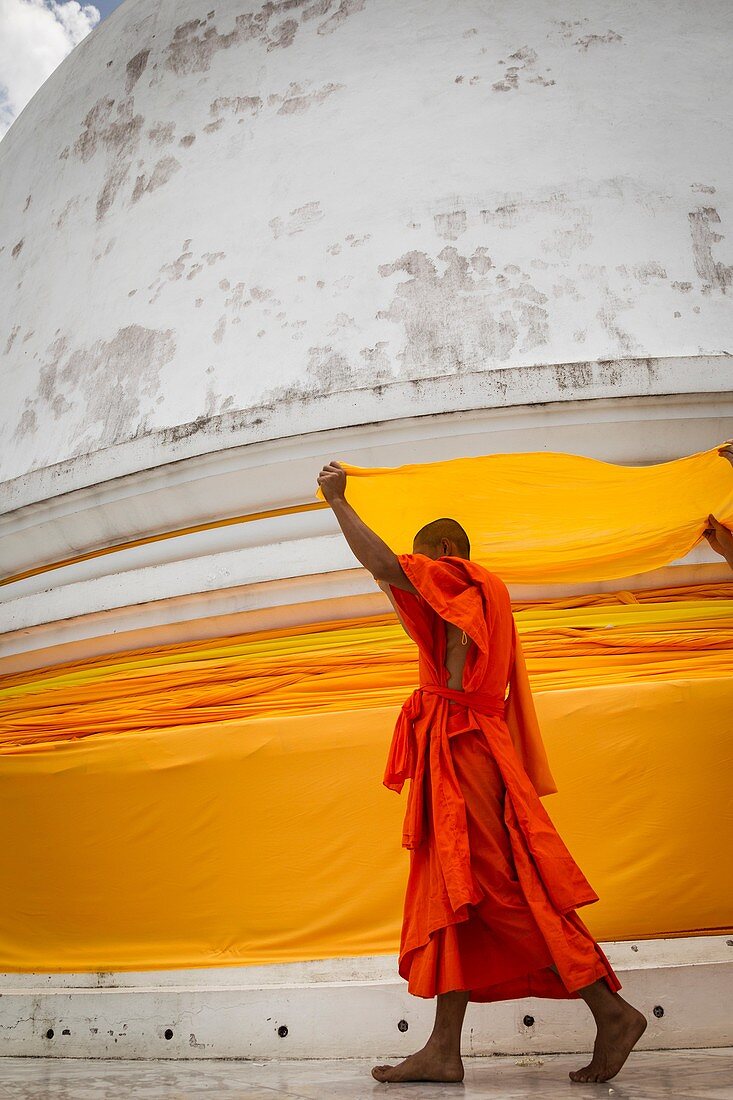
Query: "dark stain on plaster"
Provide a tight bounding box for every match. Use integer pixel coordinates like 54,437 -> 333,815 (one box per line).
553,362 -> 595,389
434,210 -> 467,241
551,20 -> 623,51
74,96 -> 142,162
267,19 -> 299,50
73,96 -> 145,220
13,326 -> 177,457
481,192 -> 568,228
376,246 -> 549,377
210,338 -> 394,422
5,325 -> 21,354
210,95 -> 262,118
11,240 -> 24,258
492,47 -> 555,92
574,30 -> 623,50
317,0 -> 367,35
597,290 -> 639,354
14,407 -> 38,439
552,276 -> 582,301
303,346 -> 360,393
270,201 -> 324,238
125,49 -> 151,93
268,81 -> 343,114
148,121 -> 177,144
164,0 -> 367,75
146,242 -> 226,304
633,262 -> 667,283
688,207 -> 732,290
131,155 -> 182,203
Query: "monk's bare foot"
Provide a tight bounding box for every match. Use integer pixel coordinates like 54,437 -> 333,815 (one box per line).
372,1040 -> 464,1084
569,997 -> 647,1083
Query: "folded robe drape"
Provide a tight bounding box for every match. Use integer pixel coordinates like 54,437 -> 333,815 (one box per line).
383,552 -> 621,1000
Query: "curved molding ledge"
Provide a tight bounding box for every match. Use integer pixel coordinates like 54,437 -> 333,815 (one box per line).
2,356 -> 731,515
2,388 -> 731,670
2,388 -> 732,578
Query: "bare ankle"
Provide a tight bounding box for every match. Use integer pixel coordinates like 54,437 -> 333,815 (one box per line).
426,1034 -> 461,1056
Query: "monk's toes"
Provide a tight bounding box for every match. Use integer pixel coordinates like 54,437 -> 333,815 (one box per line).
569,1067 -> 598,1083
371,1064 -> 393,1082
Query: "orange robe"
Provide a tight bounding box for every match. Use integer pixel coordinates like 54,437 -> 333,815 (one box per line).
384,553 -> 622,1001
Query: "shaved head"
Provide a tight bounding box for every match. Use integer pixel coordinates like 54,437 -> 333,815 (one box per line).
413,517 -> 470,560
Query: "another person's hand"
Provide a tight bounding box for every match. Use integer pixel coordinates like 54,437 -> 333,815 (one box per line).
317,460 -> 347,503
718,439 -> 733,467
703,513 -> 733,566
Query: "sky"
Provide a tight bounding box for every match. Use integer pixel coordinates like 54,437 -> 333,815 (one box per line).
0,0 -> 125,139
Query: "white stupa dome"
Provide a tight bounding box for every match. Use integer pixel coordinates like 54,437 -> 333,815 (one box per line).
0,0 -> 731,653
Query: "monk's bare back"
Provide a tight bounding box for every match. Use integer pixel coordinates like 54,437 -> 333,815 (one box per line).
443,619 -> 471,690
377,578 -> 470,692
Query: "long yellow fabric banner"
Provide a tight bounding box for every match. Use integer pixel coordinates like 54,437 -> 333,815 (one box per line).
3,592 -> 733,749
1,588 -> 732,970
315,445 -> 733,581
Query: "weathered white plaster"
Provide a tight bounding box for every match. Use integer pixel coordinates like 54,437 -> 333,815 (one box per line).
1,0 -> 731,495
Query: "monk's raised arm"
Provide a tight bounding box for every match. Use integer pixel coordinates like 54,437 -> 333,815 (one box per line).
375,578 -> 416,639
316,460 -> 418,593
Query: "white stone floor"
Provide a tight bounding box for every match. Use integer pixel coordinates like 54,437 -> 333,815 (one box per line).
0,1049 -> 731,1099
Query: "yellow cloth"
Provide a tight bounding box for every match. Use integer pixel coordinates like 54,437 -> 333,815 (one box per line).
314,446 -> 733,582
0,677 -> 729,971
1,588 -> 732,970
3,440 -> 733,971
3,594 -> 733,748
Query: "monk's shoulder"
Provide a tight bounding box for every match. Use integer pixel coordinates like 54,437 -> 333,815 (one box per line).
469,563 -> 511,608
466,560 -> 507,590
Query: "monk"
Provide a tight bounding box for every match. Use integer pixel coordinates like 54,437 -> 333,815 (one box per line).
317,459 -> 648,1085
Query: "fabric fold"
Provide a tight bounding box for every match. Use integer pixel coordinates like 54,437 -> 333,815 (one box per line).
383,684 -> 505,911
383,682 -> 597,923
505,621 -> 559,797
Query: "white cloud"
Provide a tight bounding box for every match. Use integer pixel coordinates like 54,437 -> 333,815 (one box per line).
0,0 -> 101,140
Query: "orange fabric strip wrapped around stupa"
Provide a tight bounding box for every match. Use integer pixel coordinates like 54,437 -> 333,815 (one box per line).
383,552 -> 621,1002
